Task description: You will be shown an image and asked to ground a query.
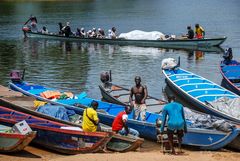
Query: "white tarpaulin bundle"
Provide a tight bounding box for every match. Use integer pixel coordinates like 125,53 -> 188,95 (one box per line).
207,97 -> 240,119
161,58 -> 178,69
118,30 -> 166,40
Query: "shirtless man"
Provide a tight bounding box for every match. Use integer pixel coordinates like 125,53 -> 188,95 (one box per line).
129,76 -> 148,121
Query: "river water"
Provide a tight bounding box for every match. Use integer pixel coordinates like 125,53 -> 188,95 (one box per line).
0,0 -> 240,104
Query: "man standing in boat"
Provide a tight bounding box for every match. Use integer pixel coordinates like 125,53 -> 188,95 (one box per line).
82,101 -> 100,132
160,95 -> 187,155
129,76 -> 148,121
24,15 -> 38,32
195,24 -> 205,39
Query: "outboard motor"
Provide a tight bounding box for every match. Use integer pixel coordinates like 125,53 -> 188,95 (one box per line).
223,48 -> 233,60
10,70 -> 23,83
100,71 -> 112,89
100,72 -> 110,83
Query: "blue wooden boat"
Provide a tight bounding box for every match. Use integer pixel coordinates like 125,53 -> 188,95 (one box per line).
0,124 -> 36,153
8,81 -> 240,150
162,66 -> 240,124
220,59 -> 240,96
0,105 -> 111,154
0,85 -> 143,152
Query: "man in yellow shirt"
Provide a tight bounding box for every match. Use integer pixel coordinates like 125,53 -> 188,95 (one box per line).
195,24 -> 205,39
82,101 -> 99,132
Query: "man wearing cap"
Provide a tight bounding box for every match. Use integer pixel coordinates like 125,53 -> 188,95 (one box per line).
112,106 -> 139,136
160,95 -> 187,154
129,76 -> 148,121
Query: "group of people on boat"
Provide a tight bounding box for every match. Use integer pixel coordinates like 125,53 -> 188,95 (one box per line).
184,23 -> 205,39
58,21 -> 117,39
23,15 -> 118,39
82,75 -> 187,154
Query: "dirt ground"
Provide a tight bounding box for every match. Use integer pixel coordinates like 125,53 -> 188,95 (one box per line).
0,140 -> 239,161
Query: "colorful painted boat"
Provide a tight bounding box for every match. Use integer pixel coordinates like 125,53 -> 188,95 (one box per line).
0,124 -> 36,153
162,66 -> 240,124
99,81 -> 240,150
0,85 -> 143,152
0,105 -> 111,154
8,81 -> 240,150
220,59 -> 240,96
23,31 -> 226,49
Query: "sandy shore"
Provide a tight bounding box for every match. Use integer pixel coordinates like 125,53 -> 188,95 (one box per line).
0,141 -> 239,161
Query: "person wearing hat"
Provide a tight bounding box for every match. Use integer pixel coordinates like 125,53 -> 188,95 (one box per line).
129,76 -> 148,121
195,23 -> 205,39
82,101 -> 100,132
160,95 -> 187,154
112,106 -> 139,136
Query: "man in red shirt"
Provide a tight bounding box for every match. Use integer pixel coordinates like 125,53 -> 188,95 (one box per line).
112,106 -> 139,136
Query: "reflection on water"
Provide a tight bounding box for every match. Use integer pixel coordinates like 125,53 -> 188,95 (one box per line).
0,38 -> 227,99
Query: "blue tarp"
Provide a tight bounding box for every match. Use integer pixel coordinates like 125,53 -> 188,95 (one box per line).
37,104 -> 76,121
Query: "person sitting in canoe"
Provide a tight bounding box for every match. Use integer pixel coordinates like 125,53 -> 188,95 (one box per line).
41,26 -> 48,34
24,15 -> 38,32
91,28 -> 97,38
182,26 -> 194,39
108,27 -> 117,39
160,95 -> 187,155
62,22 -> 72,37
195,23 -> 205,39
97,28 -> 105,38
58,22 -> 64,35
80,28 -> 86,38
87,30 -> 92,38
129,76 -> 148,121
112,106 -> 139,136
76,28 -> 81,36
82,101 -> 100,132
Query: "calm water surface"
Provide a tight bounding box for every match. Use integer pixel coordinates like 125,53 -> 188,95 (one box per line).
0,0 -> 240,106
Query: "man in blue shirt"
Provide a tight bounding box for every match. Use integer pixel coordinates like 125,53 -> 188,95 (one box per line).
160,95 -> 187,154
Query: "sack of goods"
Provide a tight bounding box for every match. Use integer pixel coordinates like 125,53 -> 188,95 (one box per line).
161,58 -> 178,69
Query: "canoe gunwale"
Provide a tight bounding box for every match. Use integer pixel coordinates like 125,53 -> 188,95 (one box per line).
162,68 -> 240,124
24,31 -> 227,48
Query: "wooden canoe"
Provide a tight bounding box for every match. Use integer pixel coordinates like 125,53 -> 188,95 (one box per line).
220,59 -> 240,96
0,125 -> 36,153
24,31 -> 226,49
0,85 -> 143,152
7,81 -> 240,150
0,105 -> 112,154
